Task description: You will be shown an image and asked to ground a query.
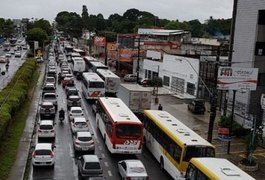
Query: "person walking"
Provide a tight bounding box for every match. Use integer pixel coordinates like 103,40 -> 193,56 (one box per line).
158,104 -> 163,110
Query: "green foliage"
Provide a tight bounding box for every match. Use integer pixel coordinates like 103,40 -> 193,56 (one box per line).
0,19 -> 15,38
219,115 -> 250,137
27,19 -> 52,36
146,77 -> 163,87
26,28 -> 48,50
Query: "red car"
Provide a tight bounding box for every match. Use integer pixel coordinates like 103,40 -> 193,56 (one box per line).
62,77 -> 74,88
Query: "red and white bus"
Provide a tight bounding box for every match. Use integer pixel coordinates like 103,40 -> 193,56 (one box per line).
82,72 -> 105,100
96,97 -> 143,154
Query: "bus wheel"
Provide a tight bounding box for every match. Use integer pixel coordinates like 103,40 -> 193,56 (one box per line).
160,157 -> 164,170
103,134 -> 106,143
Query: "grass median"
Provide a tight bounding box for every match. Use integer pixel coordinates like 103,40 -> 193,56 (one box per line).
0,64 -> 40,179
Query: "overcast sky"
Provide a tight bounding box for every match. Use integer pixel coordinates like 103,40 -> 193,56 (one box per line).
0,0 -> 233,23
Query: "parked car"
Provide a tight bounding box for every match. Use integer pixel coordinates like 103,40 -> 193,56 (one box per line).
73,131 -> 95,153
77,155 -> 103,178
67,95 -> 81,109
187,99 -> 206,114
32,143 -> 55,167
39,101 -> 56,119
42,93 -> 58,110
124,74 -> 137,82
37,120 -> 55,139
71,117 -> 88,133
118,159 -> 148,180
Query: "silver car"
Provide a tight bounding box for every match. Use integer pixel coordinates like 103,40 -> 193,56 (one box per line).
73,131 -> 95,153
118,159 -> 148,180
71,117 -> 89,133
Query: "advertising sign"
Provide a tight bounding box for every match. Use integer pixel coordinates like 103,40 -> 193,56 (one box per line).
217,67 -> 258,90
94,36 -> 106,47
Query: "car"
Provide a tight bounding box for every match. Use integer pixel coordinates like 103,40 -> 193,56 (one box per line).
139,78 -> 149,86
0,56 -> 7,63
62,77 -> 74,88
77,155 -> 103,178
37,120 -> 56,139
39,101 -> 56,119
187,99 -> 206,114
42,93 -> 58,110
67,95 -> 81,109
42,83 -> 56,96
69,107 -> 84,121
61,70 -> 70,78
71,117 -> 88,133
10,49 -> 15,55
124,74 -> 137,82
118,159 -> 148,180
14,51 -> 21,58
45,76 -> 56,85
36,56 -> 44,63
32,143 -> 55,167
5,53 -> 11,58
47,69 -> 57,79
66,86 -> 79,98
73,131 -> 95,153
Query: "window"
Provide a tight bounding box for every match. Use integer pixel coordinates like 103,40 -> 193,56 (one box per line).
163,76 -> 170,86
258,10 -> 265,25
258,73 -> 265,86
116,124 -> 141,138
183,146 -> 215,162
89,82 -> 104,88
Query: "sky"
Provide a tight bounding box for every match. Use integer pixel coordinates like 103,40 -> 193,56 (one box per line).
0,0 -> 233,23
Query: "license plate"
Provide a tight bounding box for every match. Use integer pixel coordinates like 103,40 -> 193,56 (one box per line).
82,147 -> 88,150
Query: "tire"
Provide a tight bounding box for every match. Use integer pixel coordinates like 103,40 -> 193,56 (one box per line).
160,157 -> 164,170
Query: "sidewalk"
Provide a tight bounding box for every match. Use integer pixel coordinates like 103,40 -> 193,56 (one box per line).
8,63 -> 45,180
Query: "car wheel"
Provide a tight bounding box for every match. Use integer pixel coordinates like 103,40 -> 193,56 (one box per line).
160,157 -> 164,170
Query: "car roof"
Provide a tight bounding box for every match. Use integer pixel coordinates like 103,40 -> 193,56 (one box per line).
69,95 -> 80,98
74,117 -> 86,122
42,101 -> 53,105
122,159 -> 145,168
77,131 -> 91,137
83,155 -> 100,162
40,120 -> 54,125
35,143 -> 52,150
71,107 -> 82,111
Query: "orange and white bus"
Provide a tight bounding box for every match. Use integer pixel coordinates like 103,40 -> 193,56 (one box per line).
96,97 -> 143,154
82,72 -> 105,100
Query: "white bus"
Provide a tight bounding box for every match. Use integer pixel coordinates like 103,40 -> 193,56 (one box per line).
69,52 -> 81,63
143,110 -> 215,180
82,72 -> 105,100
71,57 -> 86,77
186,158 -> 255,180
89,61 -> 108,72
96,69 -> 120,95
73,48 -> 86,57
83,56 -> 99,71
96,97 -> 143,154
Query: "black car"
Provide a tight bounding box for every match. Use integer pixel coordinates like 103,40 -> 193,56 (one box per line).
187,99 -> 206,114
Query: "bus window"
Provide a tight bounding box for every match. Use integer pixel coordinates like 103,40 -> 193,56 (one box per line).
116,124 -> 141,138
184,146 -> 215,162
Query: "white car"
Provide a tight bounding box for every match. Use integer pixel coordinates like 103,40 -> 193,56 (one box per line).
5,53 -> 11,58
118,160 -> 148,180
73,131 -> 95,153
37,120 -> 55,139
32,143 -> 55,167
14,51 -> 21,58
69,107 -> 84,121
71,117 -> 89,133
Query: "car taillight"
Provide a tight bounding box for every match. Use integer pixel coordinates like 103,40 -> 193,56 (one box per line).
126,177 -> 131,180
38,129 -> 42,132
75,141 -> 80,145
51,129 -> 54,132
32,151 -> 36,158
113,143 -> 116,149
50,151 -> 54,158
146,176 -> 149,180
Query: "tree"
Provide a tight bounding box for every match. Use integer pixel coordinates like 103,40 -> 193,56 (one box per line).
2,19 -> 15,38
28,19 -> 52,35
26,27 -> 48,50
188,19 -> 204,37
82,5 -> 89,29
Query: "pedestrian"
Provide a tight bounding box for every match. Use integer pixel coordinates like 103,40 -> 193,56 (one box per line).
158,104 -> 163,111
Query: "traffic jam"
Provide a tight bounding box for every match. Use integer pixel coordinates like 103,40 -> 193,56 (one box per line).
30,41 -> 153,180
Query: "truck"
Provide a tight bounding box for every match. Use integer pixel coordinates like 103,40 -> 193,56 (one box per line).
117,84 -> 152,114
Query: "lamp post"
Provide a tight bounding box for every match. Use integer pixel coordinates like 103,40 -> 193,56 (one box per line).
136,36 -> 140,83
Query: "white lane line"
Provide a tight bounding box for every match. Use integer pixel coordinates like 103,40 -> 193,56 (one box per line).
108,170 -> 112,177
101,153 -> 105,158
69,143 -> 74,158
104,161 -> 109,167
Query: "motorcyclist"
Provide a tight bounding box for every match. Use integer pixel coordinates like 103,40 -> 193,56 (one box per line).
59,108 -> 65,120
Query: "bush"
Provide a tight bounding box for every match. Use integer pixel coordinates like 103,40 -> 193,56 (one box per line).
219,115 -> 250,137
146,77 -> 163,87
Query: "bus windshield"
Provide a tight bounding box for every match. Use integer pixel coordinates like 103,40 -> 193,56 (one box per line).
89,82 -> 104,88
183,146 -> 215,162
116,124 -> 141,138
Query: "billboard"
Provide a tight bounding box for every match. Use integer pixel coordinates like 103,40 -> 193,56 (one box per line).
94,36 -> 106,47
217,67 -> 258,90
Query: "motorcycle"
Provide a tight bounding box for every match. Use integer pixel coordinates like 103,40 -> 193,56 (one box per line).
59,113 -> 65,122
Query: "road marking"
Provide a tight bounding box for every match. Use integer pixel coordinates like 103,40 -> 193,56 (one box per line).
108,170 -> 112,176
104,161 -> 109,167
101,153 -> 105,158
69,143 -> 74,158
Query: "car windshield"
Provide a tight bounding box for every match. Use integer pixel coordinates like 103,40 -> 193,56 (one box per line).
75,122 -> 87,126
44,95 -> 56,99
72,110 -> 82,114
78,136 -> 92,141
128,166 -> 145,173
40,125 -> 53,130
85,162 -> 101,170
35,149 -> 51,155
116,124 -> 141,138
42,104 -> 53,108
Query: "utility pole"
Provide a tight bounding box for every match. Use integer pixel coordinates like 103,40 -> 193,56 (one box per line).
104,36 -> 107,66
136,37 -> 140,83
207,47 -> 220,143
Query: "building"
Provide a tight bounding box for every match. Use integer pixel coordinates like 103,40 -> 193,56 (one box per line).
231,0 -> 265,127
143,50 -> 199,98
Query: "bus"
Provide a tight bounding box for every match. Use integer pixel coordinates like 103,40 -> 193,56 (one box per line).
71,57 -> 86,77
89,61 -> 108,72
96,97 -> 143,154
73,48 -> 86,57
143,110 -> 215,180
64,45 -> 74,57
186,158 -> 255,180
82,72 -> 105,100
96,69 -> 120,95
69,52 -> 81,63
83,56 -> 99,71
